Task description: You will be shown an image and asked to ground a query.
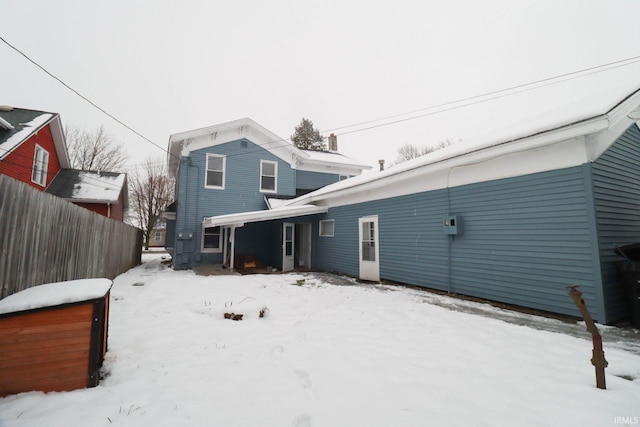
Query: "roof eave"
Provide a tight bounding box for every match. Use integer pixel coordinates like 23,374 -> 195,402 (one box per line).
49,115 -> 70,169
288,114 -> 611,207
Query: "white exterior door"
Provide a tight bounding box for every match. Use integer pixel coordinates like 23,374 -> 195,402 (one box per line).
282,223 -> 295,272
358,216 -> 380,281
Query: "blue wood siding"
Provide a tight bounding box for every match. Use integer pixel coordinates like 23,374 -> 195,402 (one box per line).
171,138 -> 345,269
592,124 -> 640,323
296,170 -> 340,192
312,166 -> 602,320
172,138 -> 296,268
192,139 -> 296,216
447,166 -> 599,318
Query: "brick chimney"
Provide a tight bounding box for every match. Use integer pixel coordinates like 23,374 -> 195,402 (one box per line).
328,133 -> 338,152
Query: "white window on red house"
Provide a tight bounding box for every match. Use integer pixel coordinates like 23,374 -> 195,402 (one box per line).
31,144 -> 49,187
260,160 -> 277,192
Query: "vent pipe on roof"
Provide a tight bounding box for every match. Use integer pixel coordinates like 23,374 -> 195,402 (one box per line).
378,159 -> 385,171
328,133 -> 338,152
0,116 -> 14,130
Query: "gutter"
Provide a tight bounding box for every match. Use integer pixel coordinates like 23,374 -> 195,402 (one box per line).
288,113 -> 612,207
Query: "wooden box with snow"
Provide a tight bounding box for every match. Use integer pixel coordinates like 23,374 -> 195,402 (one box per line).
0,278 -> 112,397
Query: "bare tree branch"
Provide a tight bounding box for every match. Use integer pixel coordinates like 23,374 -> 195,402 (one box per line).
392,139 -> 459,166
64,123 -> 128,171
128,157 -> 175,249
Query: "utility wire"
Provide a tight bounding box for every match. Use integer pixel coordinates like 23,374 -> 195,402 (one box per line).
323,55 -> 640,134
0,35 -> 175,159
2,33 -> 640,164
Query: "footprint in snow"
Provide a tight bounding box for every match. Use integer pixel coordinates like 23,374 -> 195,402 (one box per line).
291,413 -> 311,427
295,369 -> 312,389
271,344 -> 284,360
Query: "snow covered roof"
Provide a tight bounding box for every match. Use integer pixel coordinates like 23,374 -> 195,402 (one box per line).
203,204 -> 328,227
0,106 -> 70,167
0,278 -> 112,315
299,149 -> 371,173
167,118 -> 370,179
46,169 -> 128,207
286,84 -> 640,209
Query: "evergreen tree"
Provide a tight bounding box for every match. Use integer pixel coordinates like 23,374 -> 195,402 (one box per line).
291,118 -> 326,151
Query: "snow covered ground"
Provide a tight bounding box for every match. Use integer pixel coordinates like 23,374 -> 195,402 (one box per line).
1,253 -> 639,427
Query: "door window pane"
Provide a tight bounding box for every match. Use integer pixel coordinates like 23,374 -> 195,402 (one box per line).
361,221 -> 376,261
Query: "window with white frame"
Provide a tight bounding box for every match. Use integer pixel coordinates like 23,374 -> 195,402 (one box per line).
205,154 -> 225,189
260,160 -> 277,192
202,225 -> 222,252
31,144 -> 49,187
319,219 -> 335,237
154,231 -> 162,242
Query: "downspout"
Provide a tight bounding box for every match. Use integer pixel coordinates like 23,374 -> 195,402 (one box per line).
229,225 -> 236,271
446,168 -> 454,294
107,203 -> 111,218
223,227 -> 228,266
188,158 -> 201,263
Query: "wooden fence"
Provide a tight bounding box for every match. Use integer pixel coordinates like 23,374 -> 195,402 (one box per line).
0,175 -> 142,299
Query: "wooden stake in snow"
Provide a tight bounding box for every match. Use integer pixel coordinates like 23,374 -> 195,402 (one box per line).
566,285 -> 608,389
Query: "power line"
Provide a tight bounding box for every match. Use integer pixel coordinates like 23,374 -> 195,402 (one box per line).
0,35 -> 175,160
323,56 -> 640,135
2,33 -> 640,165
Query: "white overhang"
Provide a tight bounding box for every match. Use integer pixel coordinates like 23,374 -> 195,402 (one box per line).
203,204 -> 328,228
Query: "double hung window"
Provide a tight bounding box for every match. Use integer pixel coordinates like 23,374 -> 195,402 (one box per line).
32,144 -> 49,187
260,160 -> 277,192
205,154 -> 225,189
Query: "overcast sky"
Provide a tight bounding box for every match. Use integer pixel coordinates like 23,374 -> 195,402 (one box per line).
2,1 -> 640,173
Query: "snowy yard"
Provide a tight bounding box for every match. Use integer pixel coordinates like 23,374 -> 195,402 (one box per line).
1,254 -> 640,427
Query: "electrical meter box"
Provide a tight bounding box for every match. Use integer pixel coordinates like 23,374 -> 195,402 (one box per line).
443,215 -> 462,235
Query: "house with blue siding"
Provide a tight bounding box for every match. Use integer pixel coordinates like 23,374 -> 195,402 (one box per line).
202,87 -> 640,325
165,118 -> 371,271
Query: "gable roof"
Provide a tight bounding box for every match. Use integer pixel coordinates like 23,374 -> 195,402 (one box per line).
45,169 -> 128,207
285,85 -> 640,209
0,106 -> 70,167
167,118 -> 371,178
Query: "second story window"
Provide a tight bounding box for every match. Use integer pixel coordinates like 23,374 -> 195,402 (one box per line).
205,154 -> 225,189
31,144 -> 49,187
260,160 -> 277,193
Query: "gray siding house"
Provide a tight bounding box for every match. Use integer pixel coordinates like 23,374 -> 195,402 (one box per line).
203,88 -> 640,325
165,118 -> 371,270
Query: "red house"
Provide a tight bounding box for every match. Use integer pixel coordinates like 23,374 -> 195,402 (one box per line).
45,169 -> 128,221
0,106 -> 128,221
0,106 -> 69,189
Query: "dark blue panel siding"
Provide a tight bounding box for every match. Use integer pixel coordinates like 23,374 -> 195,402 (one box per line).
296,170 -> 340,192
312,166 -> 601,320
592,124 -> 640,323
448,167 -> 598,317
165,219 -> 176,249
235,221 -> 280,267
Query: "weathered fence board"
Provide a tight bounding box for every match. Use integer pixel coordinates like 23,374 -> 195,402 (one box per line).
0,175 -> 142,298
